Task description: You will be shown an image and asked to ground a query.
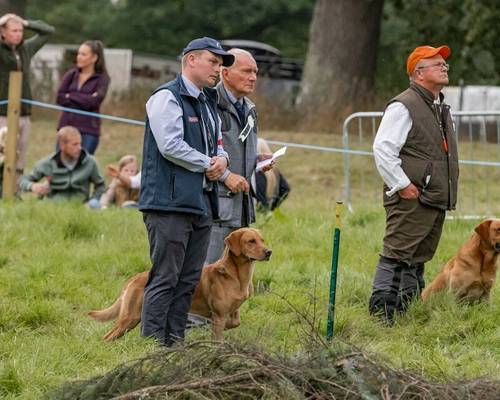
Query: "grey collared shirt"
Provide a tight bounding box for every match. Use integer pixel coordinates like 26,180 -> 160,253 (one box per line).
145,75 -> 228,178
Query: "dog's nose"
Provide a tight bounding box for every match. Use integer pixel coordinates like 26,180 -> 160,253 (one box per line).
495,242 -> 500,251
265,249 -> 272,259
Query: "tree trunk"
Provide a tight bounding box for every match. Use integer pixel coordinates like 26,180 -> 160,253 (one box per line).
0,0 -> 27,17
297,0 -> 384,131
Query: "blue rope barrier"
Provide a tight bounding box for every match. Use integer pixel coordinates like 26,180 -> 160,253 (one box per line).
21,98 -> 145,126
1,97 -> 500,167
266,139 -> 373,156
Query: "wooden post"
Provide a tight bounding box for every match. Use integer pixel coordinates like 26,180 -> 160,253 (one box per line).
2,71 -> 22,200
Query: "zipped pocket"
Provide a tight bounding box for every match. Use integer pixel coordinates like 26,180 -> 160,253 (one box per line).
170,169 -> 176,200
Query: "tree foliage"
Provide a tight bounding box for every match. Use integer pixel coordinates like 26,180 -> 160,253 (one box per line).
27,0 -> 314,58
24,0 -> 500,115
0,0 -> 26,16
377,0 -> 500,92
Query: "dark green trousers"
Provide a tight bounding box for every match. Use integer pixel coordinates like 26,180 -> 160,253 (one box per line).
369,198 -> 445,323
382,198 -> 445,265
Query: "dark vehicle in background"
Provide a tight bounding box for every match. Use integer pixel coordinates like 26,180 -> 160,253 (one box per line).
221,40 -> 303,81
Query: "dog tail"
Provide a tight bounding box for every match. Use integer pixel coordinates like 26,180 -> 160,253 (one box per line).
421,272 -> 448,300
88,295 -> 122,322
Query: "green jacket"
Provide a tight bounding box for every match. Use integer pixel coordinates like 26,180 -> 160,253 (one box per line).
20,150 -> 105,202
0,19 -> 55,116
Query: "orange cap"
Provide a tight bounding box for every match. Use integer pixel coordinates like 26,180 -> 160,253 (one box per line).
406,45 -> 451,76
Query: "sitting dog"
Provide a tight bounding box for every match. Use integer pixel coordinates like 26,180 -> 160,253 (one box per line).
422,219 -> 500,302
88,227 -> 272,341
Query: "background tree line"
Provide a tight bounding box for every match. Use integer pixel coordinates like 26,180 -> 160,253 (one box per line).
1,0 -> 499,128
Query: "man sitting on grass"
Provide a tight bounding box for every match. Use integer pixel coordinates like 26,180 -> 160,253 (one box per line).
20,126 -> 105,203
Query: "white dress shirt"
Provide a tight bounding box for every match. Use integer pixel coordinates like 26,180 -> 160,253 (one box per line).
373,102 -> 412,196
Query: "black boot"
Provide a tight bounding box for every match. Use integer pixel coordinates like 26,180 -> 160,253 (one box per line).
396,262 -> 425,313
369,256 -> 403,325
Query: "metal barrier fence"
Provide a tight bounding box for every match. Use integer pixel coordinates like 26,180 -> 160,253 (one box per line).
342,111 -> 500,216
3,97 -> 500,217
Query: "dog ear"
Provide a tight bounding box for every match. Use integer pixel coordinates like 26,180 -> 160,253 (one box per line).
475,220 -> 492,242
224,230 -> 242,256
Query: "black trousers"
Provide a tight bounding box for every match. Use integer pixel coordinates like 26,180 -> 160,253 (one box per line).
141,199 -> 212,346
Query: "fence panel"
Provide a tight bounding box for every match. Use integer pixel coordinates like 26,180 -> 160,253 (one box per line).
342,111 -> 500,217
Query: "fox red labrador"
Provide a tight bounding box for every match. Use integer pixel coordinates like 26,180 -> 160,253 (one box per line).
422,219 -> 500,302
88,227 -> 272,341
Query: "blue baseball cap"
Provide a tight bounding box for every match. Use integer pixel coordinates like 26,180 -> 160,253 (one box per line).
182,37 -> 235,67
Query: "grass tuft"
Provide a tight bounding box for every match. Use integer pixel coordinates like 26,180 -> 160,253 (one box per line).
18,301 -> 61,330
0,365 -> 23,397
62,219 -> 100,241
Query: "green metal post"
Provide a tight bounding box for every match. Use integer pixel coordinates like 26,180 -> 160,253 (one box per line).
327,201 -> 343,341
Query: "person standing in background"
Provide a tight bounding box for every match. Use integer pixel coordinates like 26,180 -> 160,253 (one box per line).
56,40 -> 110,155
0,13 -> 55,187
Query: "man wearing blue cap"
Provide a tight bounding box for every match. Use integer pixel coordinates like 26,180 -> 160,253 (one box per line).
138,37 -> 234,346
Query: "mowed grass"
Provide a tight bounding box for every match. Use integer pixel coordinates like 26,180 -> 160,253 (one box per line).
0,114 -> 499,399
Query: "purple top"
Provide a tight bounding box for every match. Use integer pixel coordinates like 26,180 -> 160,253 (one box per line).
56,68 -> 110,136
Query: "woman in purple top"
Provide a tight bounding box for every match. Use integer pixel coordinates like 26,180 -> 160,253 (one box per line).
56,40 -> 110,154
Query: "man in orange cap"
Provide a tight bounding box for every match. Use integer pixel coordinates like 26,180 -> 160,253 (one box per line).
368,45 -> 459,324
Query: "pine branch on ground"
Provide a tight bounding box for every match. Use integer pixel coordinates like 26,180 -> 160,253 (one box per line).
47,340 -> 500,400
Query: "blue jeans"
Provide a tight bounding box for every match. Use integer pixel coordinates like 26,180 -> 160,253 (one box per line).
81,133 -> 99,155
55,132 -> 100,155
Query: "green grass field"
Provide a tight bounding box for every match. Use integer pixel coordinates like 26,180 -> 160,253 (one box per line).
0,116 -> 499,399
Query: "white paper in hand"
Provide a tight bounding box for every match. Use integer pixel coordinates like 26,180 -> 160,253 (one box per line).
256,146 -> 287,172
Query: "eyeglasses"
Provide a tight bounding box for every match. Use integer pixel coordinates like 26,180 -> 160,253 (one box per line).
416,62 -> 450,71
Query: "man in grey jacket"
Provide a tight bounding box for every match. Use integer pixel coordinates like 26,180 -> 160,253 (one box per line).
206,49 -> 271,263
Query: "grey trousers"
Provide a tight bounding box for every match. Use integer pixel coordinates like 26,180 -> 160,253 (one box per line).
205,224 -> 238,264
141,201 -> 212,346
369,257 -> 425,322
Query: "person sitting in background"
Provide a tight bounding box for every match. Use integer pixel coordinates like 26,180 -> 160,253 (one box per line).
56,40 -> 110,155
253,138 -> 290,211
100,154 -> 140,208
19,126 -> 105,203
105,164 -> 141,191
